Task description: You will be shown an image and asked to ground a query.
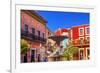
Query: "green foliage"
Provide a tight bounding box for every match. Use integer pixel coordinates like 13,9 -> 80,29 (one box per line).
21,39 -> 29,54
49,46 -> 57,53
62,46 -> 79,60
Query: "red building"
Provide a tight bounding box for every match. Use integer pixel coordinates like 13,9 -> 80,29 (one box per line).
69,24 -> 90,60
21,10 -> 48,62
55,28 -> 69,37
54,24 -> 90,60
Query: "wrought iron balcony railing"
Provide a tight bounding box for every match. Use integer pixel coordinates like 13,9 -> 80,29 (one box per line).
69,39 -> 90,47
21,30 -> 46,43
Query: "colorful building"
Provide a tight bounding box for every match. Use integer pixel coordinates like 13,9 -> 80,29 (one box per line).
21,10 -> 48,62
55,28 -> 69,48
47,28 -> 69,61
21,10 -> 90,62
46,27 -> 55,46
53,24 -> 90,60
69,24 -> 90,60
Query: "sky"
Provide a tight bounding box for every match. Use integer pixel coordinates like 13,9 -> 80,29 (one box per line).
37,10 -> 90,32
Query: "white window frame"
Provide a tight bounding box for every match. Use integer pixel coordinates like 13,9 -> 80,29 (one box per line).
85,26 -> 90,35
86,36 -> 90,40
79,37 -> 84,41
79,28 -> 84,36
86,36 -> 90,44
79,37 -> 84,44
86,48 -> 90,60
79,48 -> 84,60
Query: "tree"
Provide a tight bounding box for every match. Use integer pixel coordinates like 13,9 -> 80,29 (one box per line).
62,46 -> 79,60
21,39 -> 29,54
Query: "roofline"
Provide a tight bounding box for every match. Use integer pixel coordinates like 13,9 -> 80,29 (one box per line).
46,27 -> 54,34
21,10 -> 48,24
71,24 -> 89,28
31,10 -> 48,23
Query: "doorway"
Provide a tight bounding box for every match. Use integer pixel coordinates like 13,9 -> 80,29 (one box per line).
24,53 -> 27,63
31,50 -> 35,62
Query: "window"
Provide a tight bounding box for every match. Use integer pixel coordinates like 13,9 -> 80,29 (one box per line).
37,30 -> 40,38
79,28 -> 84,36
42,33 -> 44,38
24,24 -> 28,33
86,48 -> 90,60
86,27 -> 89,35
86,36 -> 90,44
31,50 -> 35,62
86,36 -> 90,41
80,49 -> 84,60
79,37 -> 84,44
32,28 -> 35,35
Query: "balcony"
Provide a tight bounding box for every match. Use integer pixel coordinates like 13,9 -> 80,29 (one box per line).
37,36 -> 46,43
69,39 -> 90,47
21,30 -> 46,43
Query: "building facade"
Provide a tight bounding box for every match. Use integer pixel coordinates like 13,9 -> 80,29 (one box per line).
53,24 -> 90,60
55,28 -> 69,48
21,10 -> 48,63
69,24 -> 90,60
21,10 -> 90,62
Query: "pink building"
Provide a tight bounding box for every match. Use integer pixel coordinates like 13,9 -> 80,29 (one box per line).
21,10 -> 48,62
